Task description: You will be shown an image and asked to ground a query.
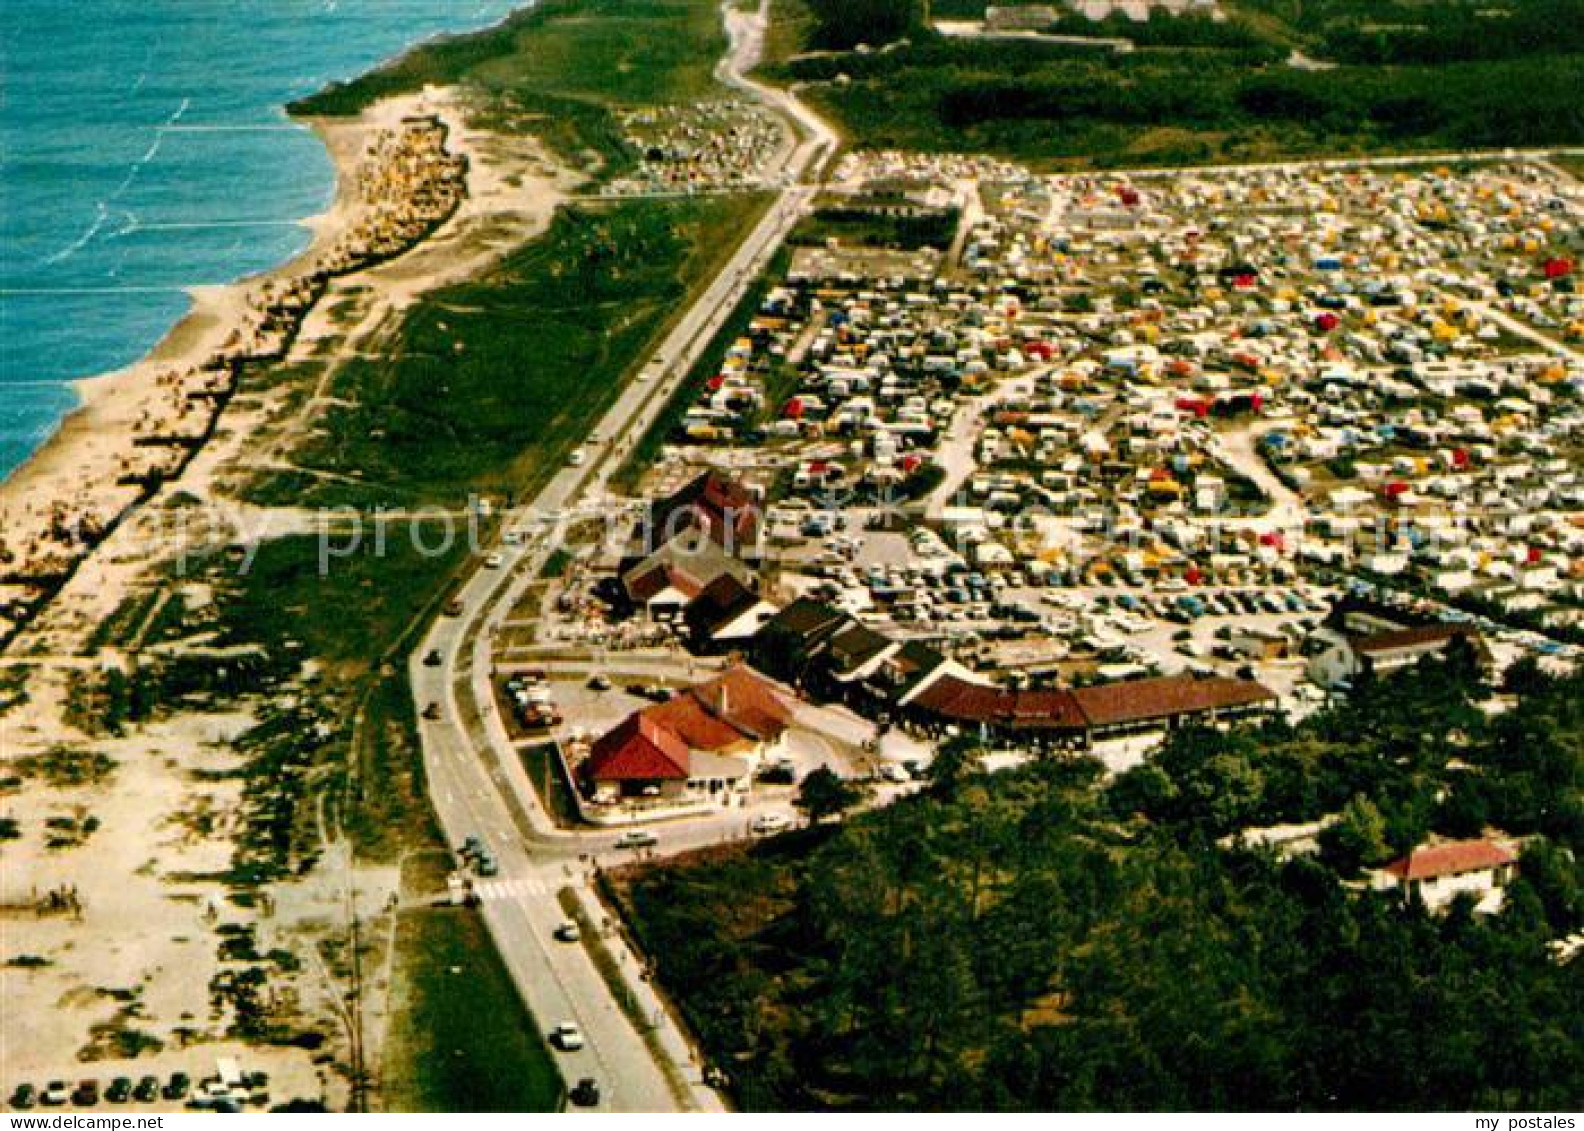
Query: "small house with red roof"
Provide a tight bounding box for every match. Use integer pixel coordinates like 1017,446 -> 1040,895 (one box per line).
1372,838 -> 1518,913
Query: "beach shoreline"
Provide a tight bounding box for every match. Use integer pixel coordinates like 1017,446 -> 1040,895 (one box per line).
0,98 -> 470,646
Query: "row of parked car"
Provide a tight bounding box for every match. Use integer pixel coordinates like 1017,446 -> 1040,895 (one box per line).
1098,588 -> 1327,621
504,670 -> 563,731
8,1071 -> 222,1110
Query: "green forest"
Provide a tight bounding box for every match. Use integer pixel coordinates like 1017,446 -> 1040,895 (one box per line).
610,656 -> 1584,1110
767,0 -> 1584,167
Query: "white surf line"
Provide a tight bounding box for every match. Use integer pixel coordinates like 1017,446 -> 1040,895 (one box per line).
38,96 -> 192,267
41,201 -> 111,266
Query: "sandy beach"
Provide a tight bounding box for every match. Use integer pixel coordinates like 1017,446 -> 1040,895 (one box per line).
0,83 -> 575,1103
0,94 -> 474,650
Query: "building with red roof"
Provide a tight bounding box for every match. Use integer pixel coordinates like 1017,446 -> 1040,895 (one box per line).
582,714 -> 691,799
1374,838 -> 1518,913
581,665 -> 794,803
904,672 -> 1273,746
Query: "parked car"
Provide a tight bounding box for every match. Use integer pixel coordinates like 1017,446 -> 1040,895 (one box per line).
41,1082 -> 69,1107
750,812 -> 791,835
133,1076 -> 160,1103
615,830 -> 657,850
553,921 -> 582,943
9,1084 -> 36,1109
71,1080 -> 99,1107
162,1073 -> 190,1102
422,649 -> 442,667
106,1077 -> 132,1104
569,1078 -> 601,1107
550,1022 -> 585,1051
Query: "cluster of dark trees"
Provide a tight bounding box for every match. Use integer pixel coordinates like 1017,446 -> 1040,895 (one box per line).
614,659 -> 1584,1110
805,0 -> 921,51
1238,0 -> 1584,65
770,4 -> 1584,163
933,53 -> 1584,149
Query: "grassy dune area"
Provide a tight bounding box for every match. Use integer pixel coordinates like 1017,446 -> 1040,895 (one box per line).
293,0 -> 729,167
246,193 -> 770,512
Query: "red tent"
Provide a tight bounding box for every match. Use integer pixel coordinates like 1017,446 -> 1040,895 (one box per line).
1543,257 -> 1574,279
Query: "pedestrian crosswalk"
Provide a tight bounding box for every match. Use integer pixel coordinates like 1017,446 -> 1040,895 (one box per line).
472,874 -> 553,902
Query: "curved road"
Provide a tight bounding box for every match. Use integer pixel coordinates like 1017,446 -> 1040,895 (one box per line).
408,1 -> 838,1112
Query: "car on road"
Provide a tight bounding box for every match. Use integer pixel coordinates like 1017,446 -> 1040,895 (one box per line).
879,763 -> 910,784
550,1022 -> 585,1051
587,673 -> 612,691
9,1084 -> 36,1109
422,649 -> 442,667
484,552 -> 505,569
41,1082 -> 68,1107
421,701 -> 441,720
106,1077 -> 132,1104
553,920 -> 582,943
442,597 -> 465,617
474,853 -> 499,877
569,1077 -> 601,1106
133,1076 -> 159,1103
614,830 -> 658,850
751,812 -> 791,835
568,449 -> 587,467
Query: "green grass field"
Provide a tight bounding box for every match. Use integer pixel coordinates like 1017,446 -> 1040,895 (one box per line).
381,906 -> 563,1112
245,194 -> 770,513
292,0 -> 728,169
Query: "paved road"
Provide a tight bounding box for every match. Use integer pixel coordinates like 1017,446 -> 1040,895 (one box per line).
407,0 -> 840,1113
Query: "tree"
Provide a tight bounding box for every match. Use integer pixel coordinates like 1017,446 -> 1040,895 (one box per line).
926,735 -> 982,801
795,767 -> 865,824
1319,794 -> 1392,874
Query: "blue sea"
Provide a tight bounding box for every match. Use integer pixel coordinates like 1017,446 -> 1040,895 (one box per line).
0,0 -> 527,481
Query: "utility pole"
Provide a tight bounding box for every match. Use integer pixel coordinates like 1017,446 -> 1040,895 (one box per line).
344,851 -> 367,1113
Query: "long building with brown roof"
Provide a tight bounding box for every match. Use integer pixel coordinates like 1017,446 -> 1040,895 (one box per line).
906,672 -> 1274,745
